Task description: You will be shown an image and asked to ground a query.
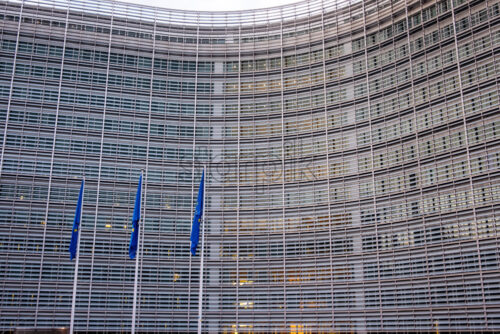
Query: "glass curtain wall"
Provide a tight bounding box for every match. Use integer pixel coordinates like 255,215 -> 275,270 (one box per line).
0,0 -> 499,331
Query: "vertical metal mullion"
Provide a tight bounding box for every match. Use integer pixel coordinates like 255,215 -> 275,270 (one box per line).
187,20 -> 201,331
279,17 -> 287,330
197,165 -> 207,334
404,0 -> 434,323
70,179 -> 84,334
235,22 -> 242,329
485,0 -> 496,70
134,11 -> 158,329
360,0 -> 384,323
34,2 -> 70,325
195,21 -> 203,331
0,1 -> 23,177
85,6 -> 115,330
319,0 -> 335,327
449,0 -> 489,325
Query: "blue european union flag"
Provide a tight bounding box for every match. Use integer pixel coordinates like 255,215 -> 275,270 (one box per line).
190,170 -> 205,256
129,173 -> 142,259
69,179 -> 84,260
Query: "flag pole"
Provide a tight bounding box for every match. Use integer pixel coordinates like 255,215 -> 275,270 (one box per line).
197,165 -> 207,334
131,235 -> 140,334
70,178 -> 84,334
131,170 -> 143,334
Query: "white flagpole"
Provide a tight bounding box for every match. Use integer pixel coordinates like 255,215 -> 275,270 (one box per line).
70,178 -> 84,334
197,165 -> 207,334
131,239 -> 140,334
131,170 -> 143,334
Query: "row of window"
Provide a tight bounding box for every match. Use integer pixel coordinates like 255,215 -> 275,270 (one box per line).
6,102 -> 494,162
355,21 -> 490,76
2,279 -> 498,312
3,25 -> 491,103
1,157 -> 200,185
2,52 -> 496,129
3,171 -> 493,213
3,62 -> 214,93
222,177 -> 498,211
226,147 -> 498,190
225,44 -> 344,72
358,122 -> 497,174
3,82 -> 473,141
4,132 -> 207,161
222,183 -> 496,234
1,315 -> 496,332
232,112 -> 498,163
6,45 -> 480,100
0,39 -> 212,72
224,35 -> 497,95
104,222 -> 483,259
0,206 -> 192,233
6,244 -> 488,286
0,168 -> 496,233
0,84 -> 212,115
226,66 -> 494,124
1,214 -> 497,266
0,179 -> 495,244
8,143 -> 493,190
364,279 -> 499,308
352,0 -> 487,51
224,115 -> 498,162
3,158 -> 492,212
0,241 -> 497,302
5,21 -> 496,102
14,81 -> 492,142
365,248 -> 499,279
0,0 -> 414,50
8,109 -> 212,138
2,0 -> 496,81
4,116 -> 497,192
363,218 -> 499,252
0,182 -> 196,209
1,255 -> 497,302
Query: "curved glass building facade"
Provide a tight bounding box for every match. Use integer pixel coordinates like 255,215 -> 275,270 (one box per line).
0,0 -> 499,331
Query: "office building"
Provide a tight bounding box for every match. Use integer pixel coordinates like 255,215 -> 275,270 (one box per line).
0,0 -> 499,331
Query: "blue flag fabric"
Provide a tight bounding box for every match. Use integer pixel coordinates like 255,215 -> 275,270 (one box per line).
129,173 -> 142,259
69,180 -> 84,260
190,170 -> 205,256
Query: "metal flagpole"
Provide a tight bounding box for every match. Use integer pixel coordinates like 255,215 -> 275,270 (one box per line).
131,170 -> 143,334
197,165 -> 207,334
131,226 -> 141,333
70,178 -> 84,334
